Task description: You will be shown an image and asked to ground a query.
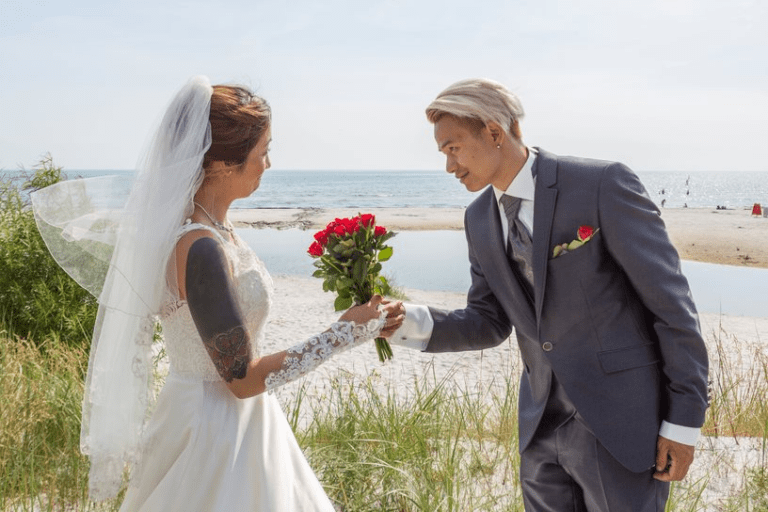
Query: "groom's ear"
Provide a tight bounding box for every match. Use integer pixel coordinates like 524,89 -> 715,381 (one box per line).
485,121 -> 506,145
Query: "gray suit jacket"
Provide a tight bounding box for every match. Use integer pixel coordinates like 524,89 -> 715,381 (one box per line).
424,148 -> 709,473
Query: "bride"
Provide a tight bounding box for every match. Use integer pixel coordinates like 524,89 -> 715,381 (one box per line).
32,76 -> 403,510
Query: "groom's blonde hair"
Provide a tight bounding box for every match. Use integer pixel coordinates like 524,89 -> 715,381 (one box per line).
425,78 -> 525,141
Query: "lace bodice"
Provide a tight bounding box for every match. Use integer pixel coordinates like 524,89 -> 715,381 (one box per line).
161,223 -> 274,381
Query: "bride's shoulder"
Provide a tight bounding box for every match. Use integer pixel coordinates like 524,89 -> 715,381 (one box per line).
172,224 -> 233,299
176,221 -> 227,250
176,219 -> 218,246
177,221 -> 217,240
175,224 -> 232,266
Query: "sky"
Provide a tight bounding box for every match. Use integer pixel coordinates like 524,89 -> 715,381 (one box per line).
1,0 -> 766,172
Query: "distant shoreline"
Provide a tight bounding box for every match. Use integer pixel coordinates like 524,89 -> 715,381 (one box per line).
229,206 -> 768,269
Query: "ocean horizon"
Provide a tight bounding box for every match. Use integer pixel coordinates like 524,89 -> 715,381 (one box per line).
4,169 -> 767,210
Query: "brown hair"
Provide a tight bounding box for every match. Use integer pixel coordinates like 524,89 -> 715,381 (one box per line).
202,85 -> 271,172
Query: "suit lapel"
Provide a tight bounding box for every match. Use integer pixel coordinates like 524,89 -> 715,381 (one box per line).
531,148 -> 558,325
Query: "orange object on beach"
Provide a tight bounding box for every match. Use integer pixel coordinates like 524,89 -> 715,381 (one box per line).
752,203 -> 762,216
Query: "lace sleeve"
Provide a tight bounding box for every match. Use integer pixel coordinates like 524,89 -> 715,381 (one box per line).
264,316 -> 384,391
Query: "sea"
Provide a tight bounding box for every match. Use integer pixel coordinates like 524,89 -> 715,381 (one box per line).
5,168 -> 767,210
237,169 -> 767,210
5,168 -> 768,316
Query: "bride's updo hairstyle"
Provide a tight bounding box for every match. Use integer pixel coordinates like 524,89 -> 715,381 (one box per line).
202,85 -> 271,175
425,78 -> 525,141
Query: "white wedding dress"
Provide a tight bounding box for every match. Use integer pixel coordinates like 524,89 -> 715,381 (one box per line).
119,223 -> 336,511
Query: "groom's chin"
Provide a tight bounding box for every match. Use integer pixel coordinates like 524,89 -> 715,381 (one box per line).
463,181 -> 484,193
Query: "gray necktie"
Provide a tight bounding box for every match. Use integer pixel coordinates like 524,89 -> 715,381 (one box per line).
499,194 -> 534,289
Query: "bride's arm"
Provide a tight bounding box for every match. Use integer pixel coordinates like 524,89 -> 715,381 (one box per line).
182,235 -> 387,399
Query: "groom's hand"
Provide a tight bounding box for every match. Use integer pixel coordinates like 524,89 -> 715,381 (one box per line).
653,435 -> 695,482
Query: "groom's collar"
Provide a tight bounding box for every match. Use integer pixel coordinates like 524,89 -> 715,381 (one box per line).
493,146 -> 537,203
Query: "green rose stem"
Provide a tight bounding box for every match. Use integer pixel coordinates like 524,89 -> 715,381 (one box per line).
351,270 -> 393,363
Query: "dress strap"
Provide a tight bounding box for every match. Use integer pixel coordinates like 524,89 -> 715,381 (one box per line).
177,220 -> 230,245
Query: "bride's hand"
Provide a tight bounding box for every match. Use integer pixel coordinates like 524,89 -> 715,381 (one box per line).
379,300 -> 404,338
339,295 -> 385,325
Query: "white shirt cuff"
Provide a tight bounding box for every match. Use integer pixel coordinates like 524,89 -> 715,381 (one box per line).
388,303 -> 433,351
659,420 -> 700,446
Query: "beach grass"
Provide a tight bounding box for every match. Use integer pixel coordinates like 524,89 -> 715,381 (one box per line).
0,335 -> 122,512
1,326 -> 768,511
703,319 -> 768,439
287,366 -> 523,511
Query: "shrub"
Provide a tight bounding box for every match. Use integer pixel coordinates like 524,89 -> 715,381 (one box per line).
0,155 -> 97,350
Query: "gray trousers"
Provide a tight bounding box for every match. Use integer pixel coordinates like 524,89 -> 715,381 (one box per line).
520,411 -> 669,511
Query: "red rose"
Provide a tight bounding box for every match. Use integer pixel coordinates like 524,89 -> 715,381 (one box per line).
331,217 -> 353,235
360,213 -> 375,228
308,241 -> 323,257
374,225 -> 386,237
343,217 -> 359,233
314,229 -> 330,246
577,225 -> 595,242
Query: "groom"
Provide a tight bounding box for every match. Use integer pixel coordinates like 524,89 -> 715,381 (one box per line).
388,79 -> 709,510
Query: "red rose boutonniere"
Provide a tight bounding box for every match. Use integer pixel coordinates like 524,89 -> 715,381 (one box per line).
307,213 -> 396,362
552,225 -> 599,258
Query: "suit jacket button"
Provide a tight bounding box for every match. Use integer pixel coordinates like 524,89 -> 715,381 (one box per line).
542,341 -> 553,352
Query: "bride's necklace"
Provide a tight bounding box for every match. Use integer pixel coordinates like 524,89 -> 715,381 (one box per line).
193,201 -> 233,234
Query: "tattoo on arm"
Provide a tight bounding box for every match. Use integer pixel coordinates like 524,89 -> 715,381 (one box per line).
207,326 -> 249,381
186,237 -> 252,382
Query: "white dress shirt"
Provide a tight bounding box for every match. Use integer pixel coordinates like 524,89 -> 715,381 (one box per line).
494,146 -> 537,242
388,146 -> 699,446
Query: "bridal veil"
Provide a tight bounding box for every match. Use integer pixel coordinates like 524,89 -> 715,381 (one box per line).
31,76 -> 213,500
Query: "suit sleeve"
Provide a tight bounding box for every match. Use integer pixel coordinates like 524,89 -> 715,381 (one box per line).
425,210 -> 513,353
597,163 -> 709,428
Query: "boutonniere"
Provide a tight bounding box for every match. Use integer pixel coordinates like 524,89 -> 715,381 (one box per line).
553,225 -> 599,258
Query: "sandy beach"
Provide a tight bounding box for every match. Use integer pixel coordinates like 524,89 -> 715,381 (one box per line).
228,205 -> 768,507
230,206 -> 768,268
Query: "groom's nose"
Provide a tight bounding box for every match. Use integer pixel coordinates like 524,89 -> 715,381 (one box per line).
445,156 -> 457,175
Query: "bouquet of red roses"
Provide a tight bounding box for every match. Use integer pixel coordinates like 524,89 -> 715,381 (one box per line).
307,213 -> 396,362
